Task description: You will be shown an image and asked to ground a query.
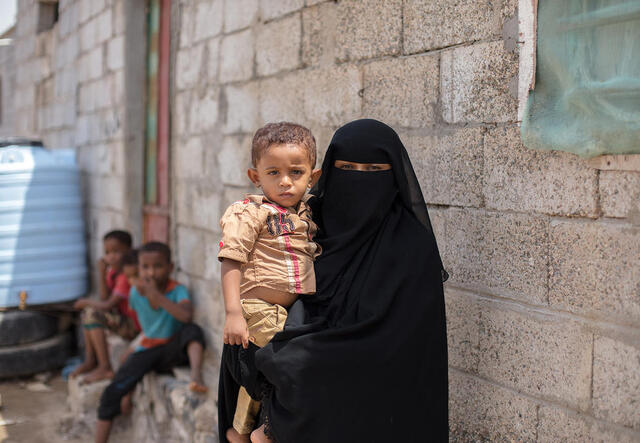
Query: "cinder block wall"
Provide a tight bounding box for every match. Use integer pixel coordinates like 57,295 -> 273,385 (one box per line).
172,0 -> 639,440
10,0 -> 640,440
12,0 -> 144,288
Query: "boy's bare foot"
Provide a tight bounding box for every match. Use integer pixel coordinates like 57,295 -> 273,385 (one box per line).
226,428 -> 251,443
81,367 -> 114,384
69,360 -> 96,378
120,392 -> 133,415
250,425 -> 273,443
188,379 -> 208,394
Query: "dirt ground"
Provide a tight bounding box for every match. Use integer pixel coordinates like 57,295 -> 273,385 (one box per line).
0,374 -> 84,443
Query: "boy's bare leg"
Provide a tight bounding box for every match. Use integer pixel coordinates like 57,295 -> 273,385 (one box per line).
83,328 -> 114,383
95,419 -> 112,443
226,428 -> 251,443
70,327 -> 97,377
186,341 -> 208,393
120,392 -> 133,415
250,425 -> 273,443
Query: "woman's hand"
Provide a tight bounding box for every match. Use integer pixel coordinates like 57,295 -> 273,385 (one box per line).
224,312 -> 249,349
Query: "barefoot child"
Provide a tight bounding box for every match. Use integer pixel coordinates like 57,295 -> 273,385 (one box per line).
218,122 -> 321,443
95,241 -> 207,443
71,230 -> 140,383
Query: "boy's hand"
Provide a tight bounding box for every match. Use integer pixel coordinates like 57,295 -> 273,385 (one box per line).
139,277 -> 162,309
73,298 -> 88,310
98,257 -> 107,275
224,313 -> 249,349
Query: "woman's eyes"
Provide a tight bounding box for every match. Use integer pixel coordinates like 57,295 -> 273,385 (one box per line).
367,165 -> 382,171
338,164 -> 354,170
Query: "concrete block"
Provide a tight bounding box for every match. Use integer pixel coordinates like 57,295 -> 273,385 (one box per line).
303,65 -> 361,126
176,182 -> 222,232
88,45 -> 104,80
441,208 -> 549,305
445,289 -> 480,373
113,0 -> 125,35
78,82 -> 95,113
258,71 -> 306,123
224,0 -> 258,32
206,37 -> 220,84
593,336 -> 640,429
538,405 -> 640,443
194,396 -> 217,432
78,0 -> 92,24
190,277 -> 225,333
189,87 -> 220,134
173,91 -> 191,136
75,115 -> 91,145
175,136 -> 206,179
484,126 -> 598,217
90,0 -> 106,17
107,35 -> 124,71
477,305 -> 592,410
223,82 -> 259,134
403,0 -> 501,54
600,171 -> 640,219
301,1 -> 337,67
67,377 -> 111,414
176,226 -> 207,279
95,77 -> 114,109
96,9 -> 112,43
219,30 -> 254,83
449,370 -> 538,442
441,41 -> 518,123
179,2 -> 195,49
335,0 -> 402,62
217,135 -> 253,186
256,14 -> 301,77
194,0 -> 223,42
549,220 -> 640,323
58,3 -> 78,38
176,43 -> 204,91
79,19 -> 97,53
363,54 -> 438,128
403,128 -> 483,207
259,0 -> 304,21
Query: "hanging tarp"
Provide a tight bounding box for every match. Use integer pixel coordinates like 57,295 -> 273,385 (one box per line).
521,0 -> 640,158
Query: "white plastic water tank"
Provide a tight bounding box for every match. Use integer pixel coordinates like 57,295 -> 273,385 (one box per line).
0,144 -> 88,308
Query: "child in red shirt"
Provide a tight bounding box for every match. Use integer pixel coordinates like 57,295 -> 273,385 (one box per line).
71,230 -> 140,383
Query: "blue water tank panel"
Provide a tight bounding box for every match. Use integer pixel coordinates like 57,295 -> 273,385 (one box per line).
0,146 -> 88,308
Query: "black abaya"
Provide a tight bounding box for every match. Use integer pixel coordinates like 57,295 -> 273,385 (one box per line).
218,119 -> 448,442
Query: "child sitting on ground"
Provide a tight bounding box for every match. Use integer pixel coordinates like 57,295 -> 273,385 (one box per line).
95,241 -> 207,443
71,230 -> 140,383
218,122 -> 321,443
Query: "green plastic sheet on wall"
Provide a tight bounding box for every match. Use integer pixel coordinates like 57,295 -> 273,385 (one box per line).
521,0 -> 640,158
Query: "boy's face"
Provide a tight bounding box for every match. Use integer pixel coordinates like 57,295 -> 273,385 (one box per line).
138,251 -> 173,289
103,238 -> 129,271
123,263 -> 138,286
247,143 -> 321,208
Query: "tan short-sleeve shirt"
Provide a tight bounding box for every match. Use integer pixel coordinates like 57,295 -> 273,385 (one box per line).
218,194 -> 320,295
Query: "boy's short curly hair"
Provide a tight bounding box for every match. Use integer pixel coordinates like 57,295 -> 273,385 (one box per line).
138,241 -> 171,263
103,230 -> 132,248
251,122 -> 316,167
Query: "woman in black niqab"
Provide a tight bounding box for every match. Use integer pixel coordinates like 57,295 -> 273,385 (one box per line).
253,119 -> 449,442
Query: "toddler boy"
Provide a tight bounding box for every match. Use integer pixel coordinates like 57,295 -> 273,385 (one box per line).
95,241 -> 207,443
71,230 -> 139,383
218,122 -> 321,443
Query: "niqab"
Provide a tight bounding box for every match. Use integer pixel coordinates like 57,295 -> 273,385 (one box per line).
254,119 -> 449,442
